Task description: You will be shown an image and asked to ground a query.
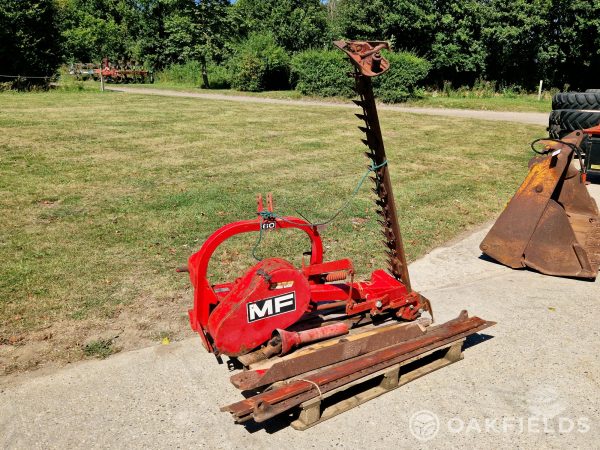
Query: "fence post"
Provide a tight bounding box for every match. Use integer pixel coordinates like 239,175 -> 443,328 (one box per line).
537,80 -> 543,101
100,71 -> 105,92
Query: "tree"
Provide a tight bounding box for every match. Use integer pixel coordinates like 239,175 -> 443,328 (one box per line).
482,0 -> 548,89
331,0 -> 435,58
539,0 -> 600,90
160,0 -> 233,87
56,0 -> 146,63
329,0 -> 386,41
382,0 -> 436,57
429,0 -> 487,86
0,0 -> 62,88
233,0 -> 329,52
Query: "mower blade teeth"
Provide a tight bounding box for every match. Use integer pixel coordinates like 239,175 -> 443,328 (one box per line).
355,114 -> 368,122
353,99 -> 364,108
358,126 -> 369,134
383,230 -> 395,241
383,240 -> 397,251
362,139 -> 371,147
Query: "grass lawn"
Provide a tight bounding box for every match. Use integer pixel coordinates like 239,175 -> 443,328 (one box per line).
406,94 -> 551,112
0,88 -> 544,374
121,81 -> 552,112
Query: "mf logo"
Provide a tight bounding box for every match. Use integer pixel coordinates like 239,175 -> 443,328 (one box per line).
247,292 -> 296,323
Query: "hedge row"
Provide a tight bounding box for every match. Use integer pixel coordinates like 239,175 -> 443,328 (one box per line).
156,36 -> 430,102
290,50 -> 431,102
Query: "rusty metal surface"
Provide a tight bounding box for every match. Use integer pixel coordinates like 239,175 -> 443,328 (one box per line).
221,311 -> 495,423
480,132 -> 600,278
333,41 -> 390,76
334,40 -> 412,289
230,320 -> 429,391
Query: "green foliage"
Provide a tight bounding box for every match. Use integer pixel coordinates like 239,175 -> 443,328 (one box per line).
291,48 -> 429,102
56,0 -> 144,63
538,0 -> 600,90
482,0 -> 546,89
206,64 -> 231,89
331,0 -> 436,56
229,33 -> 290,91
232,0 -> 329,52
83,339 -> 115,359
429,0 -> 487,85
290,49 -> 354,97
155,61 -> 230,88
2,0 -> 599,92
330,0 -> 600,90
373,51 -> 431,102
0,0 -> 61,89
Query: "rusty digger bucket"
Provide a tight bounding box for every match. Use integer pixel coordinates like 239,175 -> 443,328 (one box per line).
480,131 -> 600,279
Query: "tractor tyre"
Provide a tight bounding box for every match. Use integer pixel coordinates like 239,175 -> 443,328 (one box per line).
585,89 -> 600,93
549,109 -> 600,137
552,92 -> 600,111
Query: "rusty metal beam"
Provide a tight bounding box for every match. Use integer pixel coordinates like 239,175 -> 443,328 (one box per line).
230,320 -> 430,391
221,311 -> 495,423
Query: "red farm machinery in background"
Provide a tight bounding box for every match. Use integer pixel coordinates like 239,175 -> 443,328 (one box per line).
95,58 -> 152,83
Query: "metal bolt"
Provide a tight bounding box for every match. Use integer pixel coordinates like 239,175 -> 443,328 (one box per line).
535,184 -> 544,193
409,305 -> 414,309
375,300 -> 383,308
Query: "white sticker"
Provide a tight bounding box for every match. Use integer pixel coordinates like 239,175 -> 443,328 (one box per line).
551,149 -> 561,157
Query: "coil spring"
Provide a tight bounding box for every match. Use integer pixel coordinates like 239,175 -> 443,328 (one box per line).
325,270 -> 348,282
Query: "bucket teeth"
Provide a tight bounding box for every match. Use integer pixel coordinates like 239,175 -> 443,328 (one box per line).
358,126 -> 369,134
353,99 -> 364,108
362,139 -> 370,147
355,114 -> 368,122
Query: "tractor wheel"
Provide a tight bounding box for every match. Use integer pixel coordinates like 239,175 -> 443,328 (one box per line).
552,92 -> 600,111
549,109 -> 600,137
585,89 -> 600,93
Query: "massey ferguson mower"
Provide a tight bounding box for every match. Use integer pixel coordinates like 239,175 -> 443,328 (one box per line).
184,41 -> 495,429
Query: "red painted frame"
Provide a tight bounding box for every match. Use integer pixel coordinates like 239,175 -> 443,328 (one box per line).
187,216 -> 324,351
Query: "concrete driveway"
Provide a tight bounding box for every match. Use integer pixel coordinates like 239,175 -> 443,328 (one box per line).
1,186 -> 598,449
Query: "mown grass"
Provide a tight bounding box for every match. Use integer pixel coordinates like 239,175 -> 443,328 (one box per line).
0,89 -> 544,371
407,94 -> 551,112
